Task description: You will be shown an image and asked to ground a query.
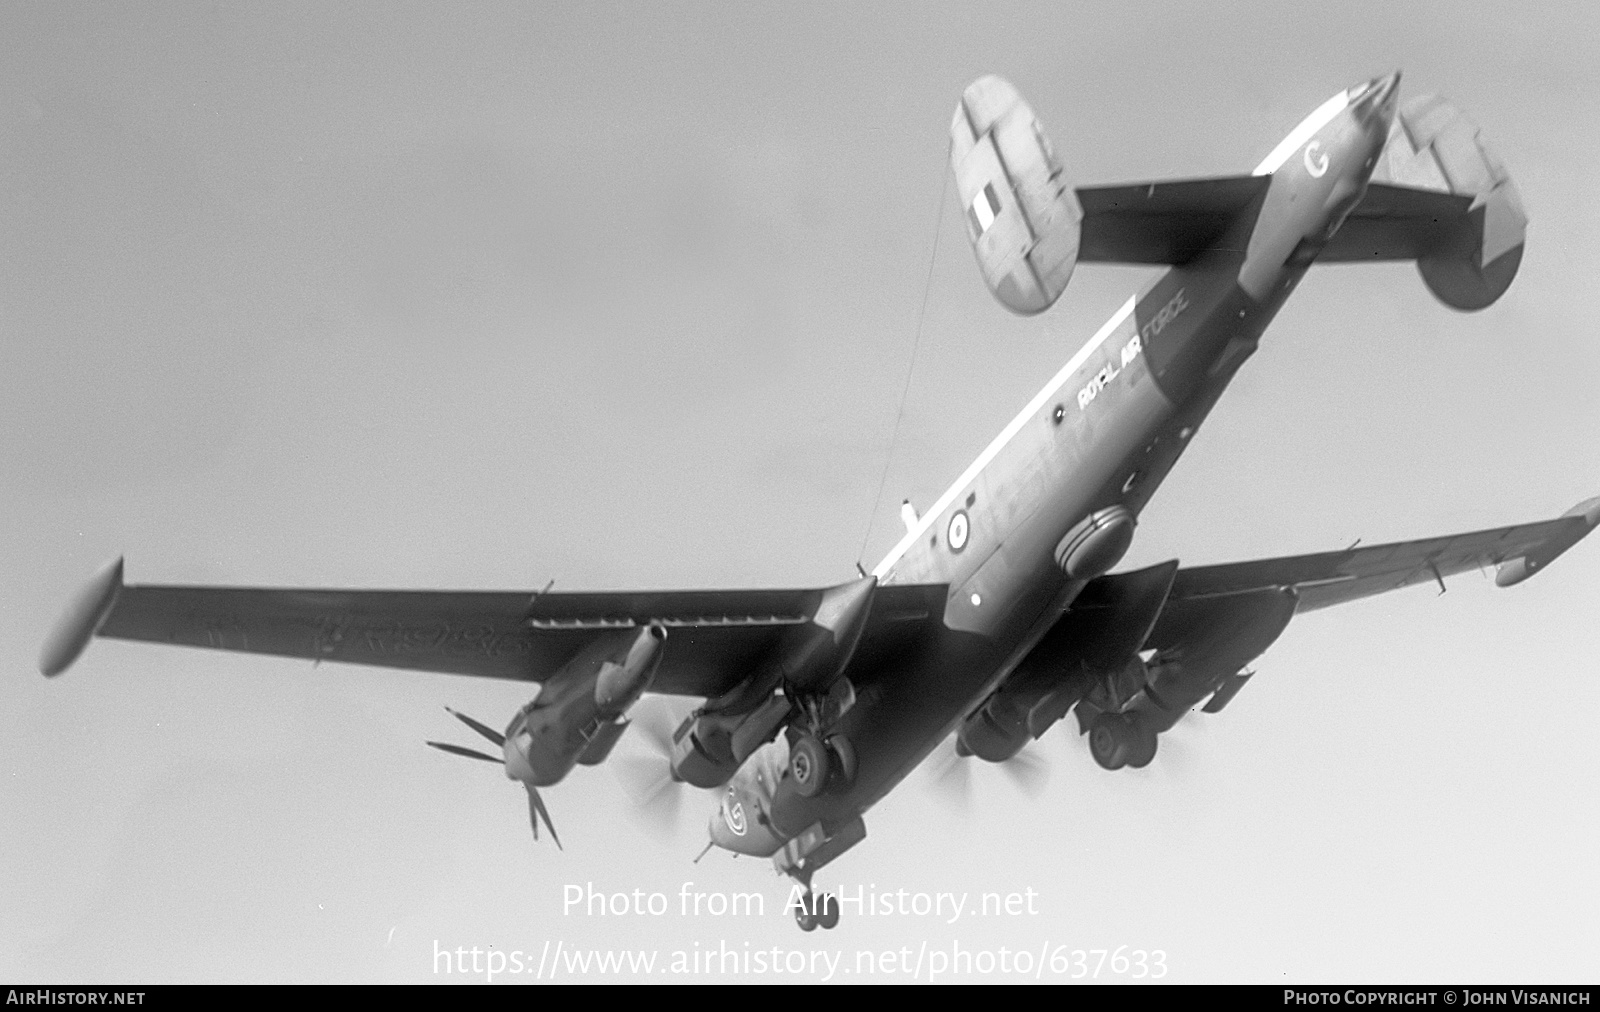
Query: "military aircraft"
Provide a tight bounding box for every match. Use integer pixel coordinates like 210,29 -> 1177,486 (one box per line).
39,71 -> 1597,932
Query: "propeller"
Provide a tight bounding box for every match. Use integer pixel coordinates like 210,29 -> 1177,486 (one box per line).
927,734 -> 1051,808
613,701 -> 686,838
997,745 -> 1049,798
447,706 -> 505,747
427,707 -> 562,850
524,782 -> 562,850
425,741 -> 501,764
928,740 -> 973,810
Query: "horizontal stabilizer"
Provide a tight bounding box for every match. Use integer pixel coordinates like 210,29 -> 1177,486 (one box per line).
1321,95 -> 1526,310
1075,176 -> 1269,264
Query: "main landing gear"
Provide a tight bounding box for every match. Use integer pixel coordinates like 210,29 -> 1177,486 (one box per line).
793,890 -> 841,932
1089,712 -> 1158,771
788,733 -> 856,797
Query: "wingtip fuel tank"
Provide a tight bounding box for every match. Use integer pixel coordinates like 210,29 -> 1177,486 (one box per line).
38,556 -> 124,677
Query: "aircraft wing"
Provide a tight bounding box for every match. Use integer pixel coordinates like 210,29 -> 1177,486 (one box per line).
1151,497 -> 1600,637
1074,176 -> 1270,264
38,570 -> 948,697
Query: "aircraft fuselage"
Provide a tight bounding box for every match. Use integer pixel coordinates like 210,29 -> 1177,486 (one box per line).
754,74 -> 1400,844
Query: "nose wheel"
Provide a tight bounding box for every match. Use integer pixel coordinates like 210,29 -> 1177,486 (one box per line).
793,891 -> 841,931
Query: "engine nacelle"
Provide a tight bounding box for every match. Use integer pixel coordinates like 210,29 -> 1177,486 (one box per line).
956,699 -> 1031,763
594,624 -> 667,711
1077,586 -> 1297,736
575,716 -> 629,766
669,576 -> 875,788
950,75 -> 1082,315
671,692 -> 791,788
504,625 -> 663,787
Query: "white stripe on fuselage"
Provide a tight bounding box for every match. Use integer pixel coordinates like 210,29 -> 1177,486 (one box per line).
1252,88 -> 1350,176
872,295 -> 1138,580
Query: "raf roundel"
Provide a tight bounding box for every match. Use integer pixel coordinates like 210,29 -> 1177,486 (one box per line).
948,510 -> 971,553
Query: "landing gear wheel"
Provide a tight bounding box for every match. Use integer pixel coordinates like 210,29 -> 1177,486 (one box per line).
1089,714 -> 1130,770
817,893 -> 840,930
795,893 -> 819,932
790,735 -> 831,797
1125,718 -> 1158,769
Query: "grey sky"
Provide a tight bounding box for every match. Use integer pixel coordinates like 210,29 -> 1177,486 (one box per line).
3,1 -> 1597,982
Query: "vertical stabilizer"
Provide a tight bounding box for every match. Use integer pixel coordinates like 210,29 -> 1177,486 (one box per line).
950,76 -> 1082,315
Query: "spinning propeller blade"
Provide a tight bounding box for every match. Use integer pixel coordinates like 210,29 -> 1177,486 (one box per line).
999,746 -> 1050,798
613,701 -> 686,838
446,707 -> 505,747
426,741 -> 503,764
929,739 -> 973,809
928,735 -> 1051,807
431,708 -> 562,850
525,783 -> 562,850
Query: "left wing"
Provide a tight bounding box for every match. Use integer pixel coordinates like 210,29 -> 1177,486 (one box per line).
38,567 -> 947,698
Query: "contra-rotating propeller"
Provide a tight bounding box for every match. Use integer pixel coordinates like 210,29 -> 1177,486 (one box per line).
928,733 -> 1050,809
427,707 -> 562,850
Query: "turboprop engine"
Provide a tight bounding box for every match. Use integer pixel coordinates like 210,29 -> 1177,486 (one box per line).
956,562 -> 1177,762
427,623 -> 665,847
507,623 -> 667,784
1075,585 -> 1298,771
669,576 -> 876,789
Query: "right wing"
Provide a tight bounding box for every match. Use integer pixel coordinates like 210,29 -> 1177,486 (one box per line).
38,566 -> 947,699
1145,496 -> 1599,655
1057,498 -> 1597,730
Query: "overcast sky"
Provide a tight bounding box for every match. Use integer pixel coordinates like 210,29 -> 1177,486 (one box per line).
3,1 -> 1597,983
